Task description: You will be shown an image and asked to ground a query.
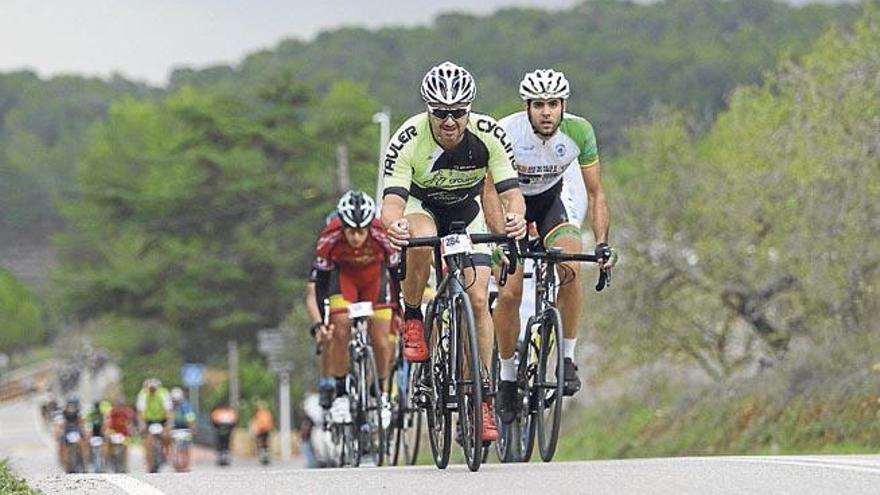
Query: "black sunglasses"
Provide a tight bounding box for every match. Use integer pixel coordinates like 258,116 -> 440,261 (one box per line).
429,106 -> 469,120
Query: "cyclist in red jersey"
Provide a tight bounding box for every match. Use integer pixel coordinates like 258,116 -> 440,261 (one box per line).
305,191 -> 398,415
104,396 -> 134,471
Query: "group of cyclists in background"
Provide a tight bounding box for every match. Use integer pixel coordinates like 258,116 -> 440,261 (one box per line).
46,377 -> 272,473
305,61 -> 618,470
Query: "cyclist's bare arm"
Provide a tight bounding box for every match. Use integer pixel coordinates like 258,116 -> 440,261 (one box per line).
305,282 -> 322,325
482,173 -> 506,235
381,193 -> 405,227
498,188 -> 527,239
582,162 -> 609,245
381,193 -> 409,246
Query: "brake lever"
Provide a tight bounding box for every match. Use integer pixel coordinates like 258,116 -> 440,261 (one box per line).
396,248 -> 408,281
595,267 -> 611,291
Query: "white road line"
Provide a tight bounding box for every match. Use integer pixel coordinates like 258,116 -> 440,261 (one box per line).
721,456 -> 880,475
91,474 -> 168,495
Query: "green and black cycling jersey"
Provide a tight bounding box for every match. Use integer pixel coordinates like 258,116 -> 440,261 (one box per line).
382,112 -> 520,210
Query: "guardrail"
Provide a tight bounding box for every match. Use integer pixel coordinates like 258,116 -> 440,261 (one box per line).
0,360 -> 57,402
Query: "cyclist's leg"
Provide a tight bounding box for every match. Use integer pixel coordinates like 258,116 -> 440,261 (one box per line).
327,296 -> 353,379
399,197 -> 437,360
546,232 -> 582,342
463,262 -> 499,441
401,200 -> 436,308
463,265 -> 494,371
457,199 -> 496,373
143,425 -> 153,468
367,310 -> 392,381
363,261 -> 393,381
492,259 -> 523,362
537,185 -> 584,395
534,183 -> 583,344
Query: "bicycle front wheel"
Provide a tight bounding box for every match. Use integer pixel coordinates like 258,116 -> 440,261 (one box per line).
425,298 -> 452,469
360,348 -> 385,466
454,292 -> 483,472
535,306 -> 564,462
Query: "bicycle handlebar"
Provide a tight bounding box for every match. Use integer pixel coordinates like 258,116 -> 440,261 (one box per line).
395,233 -> 520,282
521,249 -> 611,292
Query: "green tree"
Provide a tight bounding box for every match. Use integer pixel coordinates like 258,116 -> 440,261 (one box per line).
0,267 -> 43,351
54,77 -> 382,359
596,9 -> 879,379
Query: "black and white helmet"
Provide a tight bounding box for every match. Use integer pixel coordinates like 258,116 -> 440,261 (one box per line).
519,69 -> 570,101
336,190 -> 376,229
420,61 -> 476,107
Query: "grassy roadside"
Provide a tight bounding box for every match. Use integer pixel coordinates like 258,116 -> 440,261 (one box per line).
0,459 -> 40,495
557,356 -> 880,461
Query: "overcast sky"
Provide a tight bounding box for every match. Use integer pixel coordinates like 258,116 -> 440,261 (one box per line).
0,0 -> 580,86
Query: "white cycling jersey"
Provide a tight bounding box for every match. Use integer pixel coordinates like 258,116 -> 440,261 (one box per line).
498,111 -> 598,197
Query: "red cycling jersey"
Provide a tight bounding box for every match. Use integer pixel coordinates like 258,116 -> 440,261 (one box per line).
311,217 -> 398,314
313,217 -> 396,270
107,405 -> 134,436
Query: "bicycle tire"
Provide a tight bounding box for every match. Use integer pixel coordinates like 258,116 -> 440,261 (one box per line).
424,298 -> 451,469
492,341 -> 515,463
401,361 -> 423,465
347,374 -> 361,468
535,306 -> 564,462
387,354 -> 403,466
362,347 -> 385,466
454,292 -> 483,472
521,319 -> 538,463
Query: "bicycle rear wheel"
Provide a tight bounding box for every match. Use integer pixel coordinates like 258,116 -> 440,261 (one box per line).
535,306 -> 564,462
454,292 -> 483,472
424,298 -> 451,469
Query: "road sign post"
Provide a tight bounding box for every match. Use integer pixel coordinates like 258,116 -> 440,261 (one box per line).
279,370 -> 291,461
259,328 -> 294,462
181,363 -> 205,414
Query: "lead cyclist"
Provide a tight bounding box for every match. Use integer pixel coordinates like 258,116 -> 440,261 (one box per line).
484,69 -> 619,424
380,61 -> 527,443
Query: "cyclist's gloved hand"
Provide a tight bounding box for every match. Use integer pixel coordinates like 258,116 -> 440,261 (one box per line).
387,218 -> 410,248
310,322 -> 333,343
595,243 -> 619,270
505,213 -> 527,240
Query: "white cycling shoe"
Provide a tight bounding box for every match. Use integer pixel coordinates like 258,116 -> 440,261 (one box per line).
380,394 -> 392,430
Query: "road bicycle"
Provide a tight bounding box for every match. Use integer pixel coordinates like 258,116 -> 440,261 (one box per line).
496,244 -> 609,463
398,222 -> 517,472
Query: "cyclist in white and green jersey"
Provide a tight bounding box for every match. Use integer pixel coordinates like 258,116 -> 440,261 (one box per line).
485,69 -> 618,423
381,61 -> 527,442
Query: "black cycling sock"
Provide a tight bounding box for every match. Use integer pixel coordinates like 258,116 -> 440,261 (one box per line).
335,376 -> 347,397
404,303 -> 423,321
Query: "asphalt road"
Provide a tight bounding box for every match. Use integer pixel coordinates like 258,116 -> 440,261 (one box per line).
5,395 -> 880,495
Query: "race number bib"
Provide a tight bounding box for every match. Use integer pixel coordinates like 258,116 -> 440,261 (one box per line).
441,234 -> 472,256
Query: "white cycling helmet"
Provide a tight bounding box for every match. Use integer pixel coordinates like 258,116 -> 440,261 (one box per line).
420,61 -> 476,107
171,387 -> 184,402
336,190 -> 376,229
519,69 -> 570,101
